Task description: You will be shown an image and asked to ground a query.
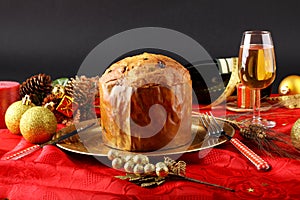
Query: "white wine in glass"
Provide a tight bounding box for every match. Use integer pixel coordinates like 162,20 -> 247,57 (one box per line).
238,31 -> 276,128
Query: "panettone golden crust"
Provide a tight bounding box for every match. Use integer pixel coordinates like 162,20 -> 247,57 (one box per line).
100,53 -> 190,87
99,53 -> 192,152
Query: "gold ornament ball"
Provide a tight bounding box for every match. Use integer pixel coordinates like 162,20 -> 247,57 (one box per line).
20,106 -> 57,144
278,75 -> 300,95
4,100 -> 35,134
291,118 -> 300,150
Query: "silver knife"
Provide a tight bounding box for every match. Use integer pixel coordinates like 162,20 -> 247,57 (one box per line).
1,122 -> 96,161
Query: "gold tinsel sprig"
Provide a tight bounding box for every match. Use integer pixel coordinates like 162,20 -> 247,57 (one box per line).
109,150 -> 234,191
266,94 -> 300,109
215,115 -> 300,159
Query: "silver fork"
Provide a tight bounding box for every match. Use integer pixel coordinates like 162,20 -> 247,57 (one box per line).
200,112 -> 271,171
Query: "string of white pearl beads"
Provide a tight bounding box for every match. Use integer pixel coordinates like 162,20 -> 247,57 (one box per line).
155,162 -> 169,177
108,149 -> 168,177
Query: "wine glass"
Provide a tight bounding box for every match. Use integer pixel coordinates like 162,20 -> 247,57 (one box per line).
238,30 -> 276,128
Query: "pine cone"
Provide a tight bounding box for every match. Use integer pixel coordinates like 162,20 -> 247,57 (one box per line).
20,73 -> 52,105
42,93 -> 61,105
64,75 -> 99,122
65,76 -> 99,106
64,80 -> 74,97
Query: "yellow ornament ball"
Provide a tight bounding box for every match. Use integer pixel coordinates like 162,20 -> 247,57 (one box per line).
20,106 -> 57,144
291,118 -> 300,150
5,98 -> 35,135
278,75 -> 300,95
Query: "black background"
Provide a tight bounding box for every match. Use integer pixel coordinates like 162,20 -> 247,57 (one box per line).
1,0 -> 299,93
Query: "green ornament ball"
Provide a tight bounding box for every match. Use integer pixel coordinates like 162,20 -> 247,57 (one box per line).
5,99 -> 35,134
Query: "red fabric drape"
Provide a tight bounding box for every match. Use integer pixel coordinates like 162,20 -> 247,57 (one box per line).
1,107 -> 300,200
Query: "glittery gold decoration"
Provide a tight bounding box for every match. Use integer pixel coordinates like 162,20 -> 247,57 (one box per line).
266,94 -> 300,109
278,75 -> 300,95
164,157 -> 186,176
291,119 -> 300,150
19,106 -> 57,144
4,96 -> 35,135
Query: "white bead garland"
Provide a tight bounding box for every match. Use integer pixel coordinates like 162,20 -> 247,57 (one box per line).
112,157 -> 123,169
132,154 -> 148,165
144,163 -> 155,174
124,155 -> 133,162
155,162 -> 169,177
108,149 -> 169,177
133,164 -> 144,175
124,160 -> 135,173
107,149 -> 119,161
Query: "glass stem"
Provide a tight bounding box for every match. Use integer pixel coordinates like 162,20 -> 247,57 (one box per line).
252,89 -> 261,124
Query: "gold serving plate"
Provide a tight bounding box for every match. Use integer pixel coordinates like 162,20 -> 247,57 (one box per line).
226,101 -> 272,112
57,115 -> 235,157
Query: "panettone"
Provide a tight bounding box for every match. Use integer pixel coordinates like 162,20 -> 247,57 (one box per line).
99,52 -> 192,152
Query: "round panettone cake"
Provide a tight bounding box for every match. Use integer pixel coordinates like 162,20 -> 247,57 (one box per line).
99,52 -> 192,152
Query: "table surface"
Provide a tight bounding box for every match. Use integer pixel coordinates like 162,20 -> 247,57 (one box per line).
1,105 -> 300,200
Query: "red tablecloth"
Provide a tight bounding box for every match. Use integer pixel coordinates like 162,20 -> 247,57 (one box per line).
1,106 -> 300,200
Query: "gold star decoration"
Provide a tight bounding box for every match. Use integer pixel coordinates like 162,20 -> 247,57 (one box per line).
247,188 -> 254,192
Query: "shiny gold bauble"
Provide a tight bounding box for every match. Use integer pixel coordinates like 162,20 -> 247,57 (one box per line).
4,99 -> 35,134
278,75 -> 300,95
291,119 -> 300,150
20,106 -> 57,144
